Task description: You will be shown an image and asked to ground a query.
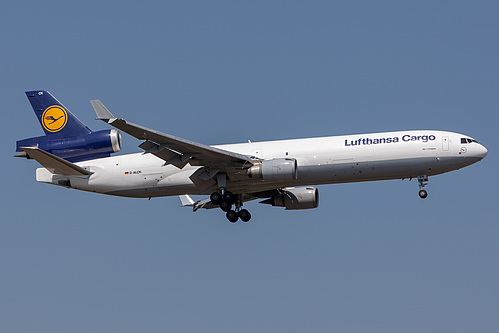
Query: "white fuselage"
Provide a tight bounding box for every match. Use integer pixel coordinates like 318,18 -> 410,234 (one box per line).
35,130 -> 488,197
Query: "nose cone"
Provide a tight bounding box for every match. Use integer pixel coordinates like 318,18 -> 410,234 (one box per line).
469,143 -> 489,163
464,143 -> 488,166
477,144 -> 488,160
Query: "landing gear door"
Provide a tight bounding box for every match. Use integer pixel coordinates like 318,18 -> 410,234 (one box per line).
442,136 -> 449,151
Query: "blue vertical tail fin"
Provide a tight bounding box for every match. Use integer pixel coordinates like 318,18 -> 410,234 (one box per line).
26,90 -> 92,137
17,90 -> 122,162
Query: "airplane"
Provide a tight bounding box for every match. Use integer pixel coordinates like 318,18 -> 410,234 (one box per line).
15,90 -> 488,223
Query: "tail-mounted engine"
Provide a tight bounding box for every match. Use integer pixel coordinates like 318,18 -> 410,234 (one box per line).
247,158 -> 298,181
16,129 -> 122,162
260,187 -> 319,210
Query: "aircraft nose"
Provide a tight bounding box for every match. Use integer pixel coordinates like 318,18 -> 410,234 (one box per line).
478,144 -> 488,159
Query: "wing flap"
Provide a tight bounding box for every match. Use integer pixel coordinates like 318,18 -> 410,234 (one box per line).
21,147 -> 93,176
138,140 -> 191,169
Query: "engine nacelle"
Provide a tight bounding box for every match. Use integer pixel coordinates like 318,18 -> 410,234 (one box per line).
247,158 -> 298,181
16,129 -> 122,162
262,187 -> 319,210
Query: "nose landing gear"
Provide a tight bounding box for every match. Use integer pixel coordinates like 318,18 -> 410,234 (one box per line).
210,190 -> 252,223
417,175 -> 428,199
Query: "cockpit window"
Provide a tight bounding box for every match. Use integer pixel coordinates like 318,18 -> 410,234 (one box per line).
461,138 -> 479,144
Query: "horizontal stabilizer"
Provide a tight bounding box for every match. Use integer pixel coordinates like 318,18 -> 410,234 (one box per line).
21,147 -> 93,176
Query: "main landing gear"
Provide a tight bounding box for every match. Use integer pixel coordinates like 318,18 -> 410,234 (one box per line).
210,190 -> 252,223
417,175 -> 428,199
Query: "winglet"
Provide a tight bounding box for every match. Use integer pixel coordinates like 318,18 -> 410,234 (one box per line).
178,195 -> 219,211
91,100 -> 116,122
179,195 -> 195,207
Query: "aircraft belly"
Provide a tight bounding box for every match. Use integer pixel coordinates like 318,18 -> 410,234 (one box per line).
295,156 -> 460,184
103,184 -> 198,198
93,166 -> 205,197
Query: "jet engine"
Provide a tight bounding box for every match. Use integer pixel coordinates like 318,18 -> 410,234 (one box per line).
261,187 -> 319,210
247,158 -> 298,181
16,129 -> 122,162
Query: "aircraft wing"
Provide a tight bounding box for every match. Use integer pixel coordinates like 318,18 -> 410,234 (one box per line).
91,100 -> 256,169
179,193 -> 261,211
21,147 -> 93,176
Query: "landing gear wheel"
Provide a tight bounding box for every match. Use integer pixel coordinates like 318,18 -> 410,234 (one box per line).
417,175 -> 429,199
220,201 -> 232,212
223,191 -> 236,205
238,209 -> 251,222
210,191 -> 223,205
226,210 -> 239,223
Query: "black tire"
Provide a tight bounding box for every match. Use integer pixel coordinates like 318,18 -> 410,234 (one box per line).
238,209 -> 251,222
220,201 -> 232,212
210,191 -> 223,205
419,189 -> 428,199
223,191 -> 236,204
226,210 -> 238,223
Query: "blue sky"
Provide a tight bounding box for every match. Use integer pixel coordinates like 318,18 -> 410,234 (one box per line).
1,1 -> 498,332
